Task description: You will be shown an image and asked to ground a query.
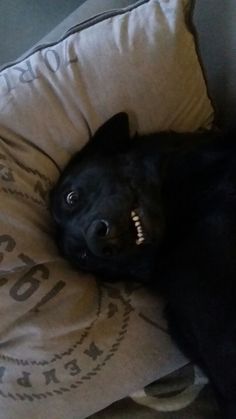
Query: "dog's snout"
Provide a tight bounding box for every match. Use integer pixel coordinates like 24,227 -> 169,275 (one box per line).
86,219 -> 118,257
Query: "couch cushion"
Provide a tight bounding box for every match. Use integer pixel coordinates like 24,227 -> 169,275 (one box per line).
31,0 -> 137,49
0,0 -> 213,418
193,0 -> 236,128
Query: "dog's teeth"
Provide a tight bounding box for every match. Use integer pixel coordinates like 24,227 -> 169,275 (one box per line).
132,210 -> 145,245
136,237 -> 145,245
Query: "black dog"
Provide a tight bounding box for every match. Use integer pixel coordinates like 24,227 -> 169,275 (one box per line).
50,113 -> 236,418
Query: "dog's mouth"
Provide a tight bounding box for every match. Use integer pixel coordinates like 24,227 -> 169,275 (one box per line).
131,209 -> 146,246
65,208 -> 148,266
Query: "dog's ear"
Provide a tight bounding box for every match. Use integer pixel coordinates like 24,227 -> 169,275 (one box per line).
92,112 -> 130,150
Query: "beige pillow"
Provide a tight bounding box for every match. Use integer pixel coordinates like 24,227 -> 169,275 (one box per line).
0,0 -> 213,418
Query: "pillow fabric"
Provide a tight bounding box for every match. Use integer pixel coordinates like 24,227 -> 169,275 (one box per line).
0,0 -> 213,418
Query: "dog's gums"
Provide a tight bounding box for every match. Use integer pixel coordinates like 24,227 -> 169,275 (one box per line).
131,210 -> 145,245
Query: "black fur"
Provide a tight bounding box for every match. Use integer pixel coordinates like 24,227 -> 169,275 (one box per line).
50,113 -> 236,418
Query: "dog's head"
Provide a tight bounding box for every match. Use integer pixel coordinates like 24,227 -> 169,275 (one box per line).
50,113 -> 165,281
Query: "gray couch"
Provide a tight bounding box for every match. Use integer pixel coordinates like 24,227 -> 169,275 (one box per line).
18,0 -> 235,129
0,1 -> 233,418
193,0 -> 235,129
2,0 -> 234,128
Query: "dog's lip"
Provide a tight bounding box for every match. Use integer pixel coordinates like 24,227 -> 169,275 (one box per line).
131,209 -> 146,245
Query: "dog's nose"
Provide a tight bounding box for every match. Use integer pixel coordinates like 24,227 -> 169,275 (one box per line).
92,219 -> 110,238
86,219 -> 117,257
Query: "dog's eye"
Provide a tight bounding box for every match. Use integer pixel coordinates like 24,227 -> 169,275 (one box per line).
65,191 -> 79,207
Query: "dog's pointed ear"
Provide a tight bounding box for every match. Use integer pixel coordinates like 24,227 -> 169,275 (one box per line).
92,112 -> 130,150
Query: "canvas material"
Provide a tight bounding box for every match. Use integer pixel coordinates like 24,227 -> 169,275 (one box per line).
0,0 -> 213,418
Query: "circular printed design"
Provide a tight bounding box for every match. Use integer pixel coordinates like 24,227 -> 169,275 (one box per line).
0,281 -> 133,401
0,151 -> 164,405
